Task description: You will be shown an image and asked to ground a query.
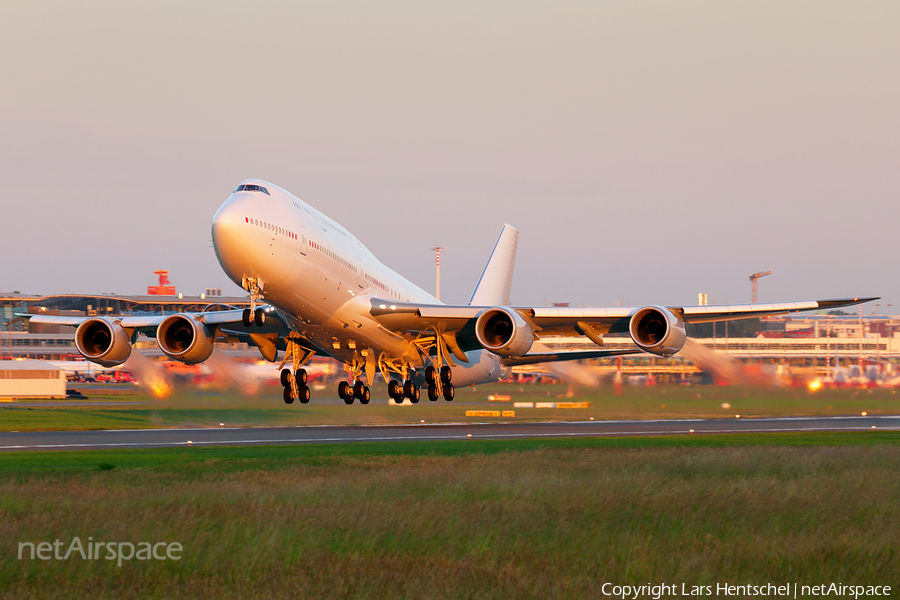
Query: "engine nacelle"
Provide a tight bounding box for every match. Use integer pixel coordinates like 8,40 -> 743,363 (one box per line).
156,315 -> 215,365
475,307 -> 534,358
628,306 -> 686,358
74,318 -> 133,367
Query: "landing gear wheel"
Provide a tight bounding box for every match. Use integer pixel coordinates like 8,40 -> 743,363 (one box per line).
299,385 -> 310,404
425,366 -> 436,385
242,308 -> 252,327
254,307 -> 266,327
443,383 -> 455,401
295,369 -> 308,385
440,366 -> 452,385
338,381 -> 353,404
427,384 -> 439,401
283,387 -> 294,404
388,380 -> 402,399
353,381 -> 366,400
280,369 -> 292,387
410,386 -> 420,403
403,380 -> 414,398
360,386 -> 370,404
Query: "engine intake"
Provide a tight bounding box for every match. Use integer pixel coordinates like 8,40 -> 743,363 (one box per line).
157,315 -> 215,364
628,306 -> 686,358
475,307 -> 534,358
74,318 -> 133,367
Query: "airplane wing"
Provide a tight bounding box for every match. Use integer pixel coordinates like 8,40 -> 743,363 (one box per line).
23,309 -> 260,336
369,296 -> 877,355
23,307 -> 305,349
21,307 -> 296,334
20,306 -> 319,365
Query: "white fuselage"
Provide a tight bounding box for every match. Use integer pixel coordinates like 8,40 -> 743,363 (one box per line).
210,180 -> 502,386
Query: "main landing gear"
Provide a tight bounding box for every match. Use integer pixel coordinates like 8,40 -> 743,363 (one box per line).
280,334 -> 314,404
424,365 -> 455,401
387,378 -> 432,404
339,380 -> 370,405
281,368 -> 310,404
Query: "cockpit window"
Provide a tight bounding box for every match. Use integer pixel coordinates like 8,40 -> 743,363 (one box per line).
234,184 -> 270,195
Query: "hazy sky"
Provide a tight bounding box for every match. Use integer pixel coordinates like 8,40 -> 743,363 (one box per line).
2,1 -> 898,311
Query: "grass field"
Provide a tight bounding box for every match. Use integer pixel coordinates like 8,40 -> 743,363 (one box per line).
2,433 -> 899,599
2,382 -> 898,432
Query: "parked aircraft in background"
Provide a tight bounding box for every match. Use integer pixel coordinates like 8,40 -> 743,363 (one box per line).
25,180 -> 876,405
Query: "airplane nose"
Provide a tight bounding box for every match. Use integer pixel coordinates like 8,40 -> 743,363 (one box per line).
211,196 -> 245,245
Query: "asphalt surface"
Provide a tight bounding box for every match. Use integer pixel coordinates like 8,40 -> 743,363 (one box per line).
1,415 -> 898,451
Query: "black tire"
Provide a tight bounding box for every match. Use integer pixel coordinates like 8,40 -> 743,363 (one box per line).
280,369 -> 292,387
254,307 -> 266,327
360,387 -> 370,404
299,386 -> 310,404
388,380 -> 401,398
353,381 -> 365,399
427,384 -> 439,401
296,369 -> 308,385
443,383 -> 455,401
283,387 -> 294,404
338,381 -> 351,401
403,380 -> 414,398
411,386 -> 420,403
440,366 -> 452,385
242,308 -> 252,327
425,366 -> 436,385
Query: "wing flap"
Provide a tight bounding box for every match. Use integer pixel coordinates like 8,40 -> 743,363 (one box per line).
501,348 -> 644,367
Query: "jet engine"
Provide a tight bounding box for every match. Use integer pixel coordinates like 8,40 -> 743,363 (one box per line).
75,318 -> 133,367
156,315 -> 215,364
628,306 -> 686,358
475,307 -> 534,358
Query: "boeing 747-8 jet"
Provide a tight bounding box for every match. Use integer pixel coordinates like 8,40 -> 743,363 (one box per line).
26,180 -> 875,404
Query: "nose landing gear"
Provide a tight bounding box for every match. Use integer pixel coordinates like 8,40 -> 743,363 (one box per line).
241,277 -> 268,327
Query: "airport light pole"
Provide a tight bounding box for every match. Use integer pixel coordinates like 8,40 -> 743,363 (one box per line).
430,247 -> 446,301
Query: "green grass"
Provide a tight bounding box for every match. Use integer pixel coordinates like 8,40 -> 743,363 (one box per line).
2,434 -> 898,599
2,382 -> 898,432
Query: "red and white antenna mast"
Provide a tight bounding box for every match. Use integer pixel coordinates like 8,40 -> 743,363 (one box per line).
430,247 -> 446,300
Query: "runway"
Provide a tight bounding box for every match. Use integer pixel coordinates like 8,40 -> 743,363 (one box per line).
1,415 -> 898,451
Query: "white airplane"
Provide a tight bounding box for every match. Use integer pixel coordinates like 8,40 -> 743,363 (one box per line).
25,179 -> 876,405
